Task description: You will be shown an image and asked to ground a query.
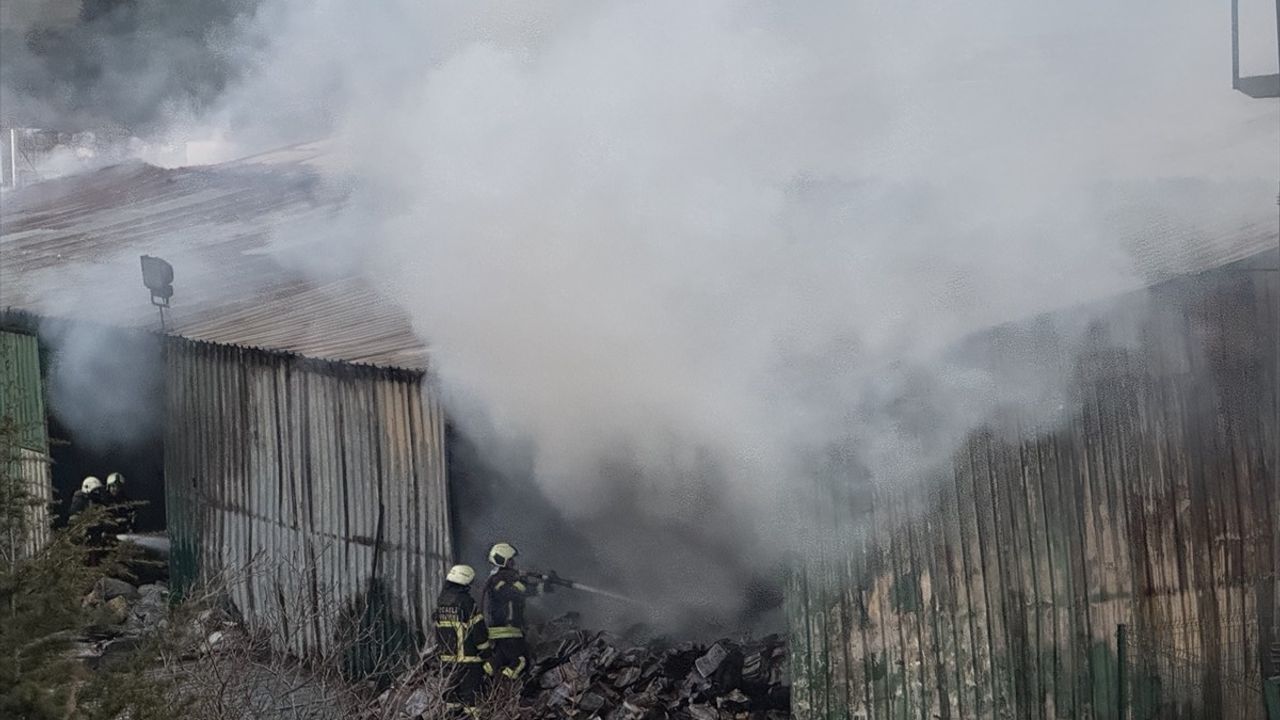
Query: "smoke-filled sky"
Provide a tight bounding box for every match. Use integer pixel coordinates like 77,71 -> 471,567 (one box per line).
5,0 -> 1278,630
0,0 -> 256,131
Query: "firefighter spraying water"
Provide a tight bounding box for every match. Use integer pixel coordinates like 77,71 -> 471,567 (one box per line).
480,541 -> 651,682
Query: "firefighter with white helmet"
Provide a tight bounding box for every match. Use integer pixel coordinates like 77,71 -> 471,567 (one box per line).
69,476 -> 104,517
103,471 -> 134,532
433,564 -> 488,717
481,541 -> 549,681
68,475 -> 113,557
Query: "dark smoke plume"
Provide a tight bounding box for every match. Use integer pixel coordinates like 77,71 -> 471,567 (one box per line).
1,0 -> 255,133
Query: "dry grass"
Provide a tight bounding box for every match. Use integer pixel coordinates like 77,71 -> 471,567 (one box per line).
126,556 -> 527,720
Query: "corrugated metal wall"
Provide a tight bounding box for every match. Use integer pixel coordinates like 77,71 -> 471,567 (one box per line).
0,329 -> 52,562
0,329 -> 48,451
4,448 -> 54,561
790,253 -> 1278,720
165,337 -> 451,659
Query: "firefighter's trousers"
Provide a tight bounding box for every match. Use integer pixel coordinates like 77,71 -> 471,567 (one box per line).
442,661 -> 485,717
483,636 -> 530,680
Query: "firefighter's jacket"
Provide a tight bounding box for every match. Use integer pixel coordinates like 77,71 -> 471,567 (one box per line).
482,567 -> 541,640
69,489 -> 102,518
433,583 -> 488,663
105,489 -> 135,533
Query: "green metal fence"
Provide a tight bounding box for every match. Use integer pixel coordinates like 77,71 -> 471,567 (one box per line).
0,329 -> 52,562
0,330 -> 48,452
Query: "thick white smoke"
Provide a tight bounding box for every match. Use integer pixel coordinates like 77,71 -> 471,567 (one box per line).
201,0 -> 1280,629
222,0 -> 1277,631
8,0 -> 1279,629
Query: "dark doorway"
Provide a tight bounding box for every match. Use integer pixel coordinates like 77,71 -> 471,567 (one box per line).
37,319 -> 167,533
47,414 -> 165,531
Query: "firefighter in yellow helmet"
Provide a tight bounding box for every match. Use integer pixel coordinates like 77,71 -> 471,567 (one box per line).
481,542 -> 550,681
433,564 -> 488,718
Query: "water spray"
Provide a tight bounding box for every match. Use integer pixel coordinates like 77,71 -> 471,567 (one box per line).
527,570 -> 651,608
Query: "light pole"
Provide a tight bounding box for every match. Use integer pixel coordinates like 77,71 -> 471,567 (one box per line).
140,255 -> 174,333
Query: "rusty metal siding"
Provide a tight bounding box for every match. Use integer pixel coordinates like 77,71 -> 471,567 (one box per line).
164,336 -> 450,657
791,250 -> 1278,720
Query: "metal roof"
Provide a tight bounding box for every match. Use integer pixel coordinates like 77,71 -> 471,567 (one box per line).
1,144 -> 1275,371
0,145 -> 429,370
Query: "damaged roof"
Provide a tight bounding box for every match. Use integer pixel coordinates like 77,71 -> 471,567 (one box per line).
0,144 -> 429,370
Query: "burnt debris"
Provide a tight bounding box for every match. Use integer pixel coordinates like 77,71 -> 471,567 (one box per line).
515,614 -> 789,719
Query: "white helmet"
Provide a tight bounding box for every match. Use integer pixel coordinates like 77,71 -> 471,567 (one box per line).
446,564 -> 476,586
488,542 -> 518,568
106,472 -> 125,487
81,476 -> 103,493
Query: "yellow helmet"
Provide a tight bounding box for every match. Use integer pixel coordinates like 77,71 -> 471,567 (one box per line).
81,476 -> 103,493
106,472 -> 125,486
488,542 -> 518,568
446,564 -> 476,586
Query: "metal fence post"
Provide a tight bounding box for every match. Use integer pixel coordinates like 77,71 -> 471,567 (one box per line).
1117,623 -> 1128,720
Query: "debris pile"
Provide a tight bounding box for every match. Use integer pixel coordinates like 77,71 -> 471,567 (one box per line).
522,619 -> 790,719
76,577 -> 239,667
75,580 -> 792,718
377,614 -> 790,719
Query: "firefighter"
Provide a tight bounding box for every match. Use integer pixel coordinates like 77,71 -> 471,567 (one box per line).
103,472 -> 134,533
481,541 -> 550,682
69,476 -> 109,561
433,564 -> 488,718
68,476 -> 104,518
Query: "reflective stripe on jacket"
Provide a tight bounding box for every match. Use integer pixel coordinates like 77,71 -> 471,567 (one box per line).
434,583 -> 489,663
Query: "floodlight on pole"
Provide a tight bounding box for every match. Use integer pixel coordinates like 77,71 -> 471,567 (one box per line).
140,255 -> 174,332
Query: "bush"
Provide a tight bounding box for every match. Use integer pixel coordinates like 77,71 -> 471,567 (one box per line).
0,416 -> 172,720
1,415 -> 519,719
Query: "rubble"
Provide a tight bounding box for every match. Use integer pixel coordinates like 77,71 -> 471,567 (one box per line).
73,578 -> 791,718
70,578 -> 165,670
370,613 -> 789,718
124,582 -> 169,634
514,615 -> 789,718
83,579 -> 170,630
91,576 -> 142,604
75,577 -> 243,665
